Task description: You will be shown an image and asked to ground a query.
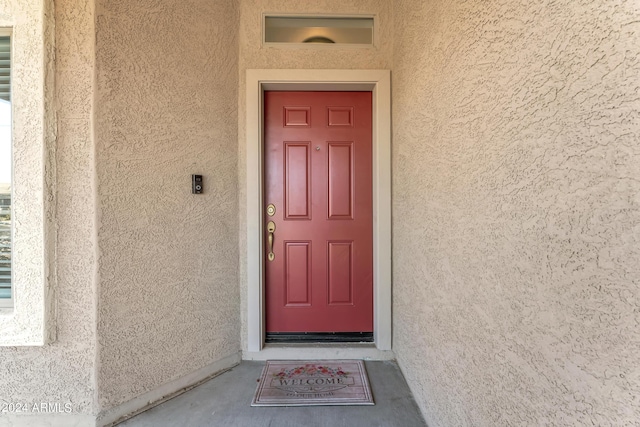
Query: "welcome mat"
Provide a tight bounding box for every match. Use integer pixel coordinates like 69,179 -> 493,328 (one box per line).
251,360 -> 374,406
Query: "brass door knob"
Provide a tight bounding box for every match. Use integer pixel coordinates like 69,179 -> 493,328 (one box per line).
267,221 -> 276,261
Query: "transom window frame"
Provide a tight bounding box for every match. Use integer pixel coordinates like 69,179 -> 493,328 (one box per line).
262,14 -> 377,49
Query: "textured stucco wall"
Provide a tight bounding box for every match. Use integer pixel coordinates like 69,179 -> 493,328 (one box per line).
238,0 -> 393,352
0,0 -> 98,423
393,1 -> 640,425
95,0 -> 241,411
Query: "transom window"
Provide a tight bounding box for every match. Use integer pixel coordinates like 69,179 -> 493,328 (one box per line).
264,16 -> 374,46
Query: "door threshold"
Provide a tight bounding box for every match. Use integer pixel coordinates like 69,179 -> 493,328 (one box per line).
242,343 -> 395,361
266,332 -> 374,344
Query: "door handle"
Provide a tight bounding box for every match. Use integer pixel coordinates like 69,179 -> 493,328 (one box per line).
267,221 -> 276,261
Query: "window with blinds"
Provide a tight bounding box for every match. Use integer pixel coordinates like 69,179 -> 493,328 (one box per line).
0,34 -> 11,304
0,36 -> 8,101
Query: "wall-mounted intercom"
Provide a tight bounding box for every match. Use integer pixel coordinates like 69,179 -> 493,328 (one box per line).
192,174 -> 203,194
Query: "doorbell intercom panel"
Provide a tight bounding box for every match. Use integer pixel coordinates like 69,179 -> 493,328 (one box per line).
192,174 -> 203,194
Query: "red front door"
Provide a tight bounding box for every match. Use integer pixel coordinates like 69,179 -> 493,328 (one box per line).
264,91 -> 373,333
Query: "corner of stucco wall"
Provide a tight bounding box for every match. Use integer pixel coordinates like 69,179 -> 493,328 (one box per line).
392,0 -> 640,425
95,0 -> 241,412
43,0 -> 57,345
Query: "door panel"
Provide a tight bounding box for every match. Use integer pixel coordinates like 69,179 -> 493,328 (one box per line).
265,91 -> 372,333
328,142 -> 354,219
328,241 -> 353,305
284,241 -> 311,306
284,142 -> 311,219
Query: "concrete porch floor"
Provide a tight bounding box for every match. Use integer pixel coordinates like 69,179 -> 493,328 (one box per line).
118,360 -> 427,427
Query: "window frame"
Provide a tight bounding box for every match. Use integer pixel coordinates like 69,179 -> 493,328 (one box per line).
0,15 -> 54,346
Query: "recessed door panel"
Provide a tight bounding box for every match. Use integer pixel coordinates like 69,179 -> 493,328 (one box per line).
284,106 -> 311,127
328,241 -> 353,305
265,91 -> 372,333
285,242 -> 311,306
328,107 -> 354,127
285,142 -> 311,219
328,142 -> 354,219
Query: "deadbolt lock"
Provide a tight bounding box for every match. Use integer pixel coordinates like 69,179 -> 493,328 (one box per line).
266,203 -> 276,217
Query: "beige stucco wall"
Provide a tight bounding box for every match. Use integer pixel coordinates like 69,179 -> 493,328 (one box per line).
393,0 -> 640,425
238,0 -> 393,352
94,0 -> 241,413
0,0 -> 98,424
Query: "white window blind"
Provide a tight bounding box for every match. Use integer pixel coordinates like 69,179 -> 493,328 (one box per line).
0,36 -> 9,101
0,34 -> 11,302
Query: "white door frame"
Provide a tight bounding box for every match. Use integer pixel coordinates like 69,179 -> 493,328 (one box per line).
245,69 -> 391,353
